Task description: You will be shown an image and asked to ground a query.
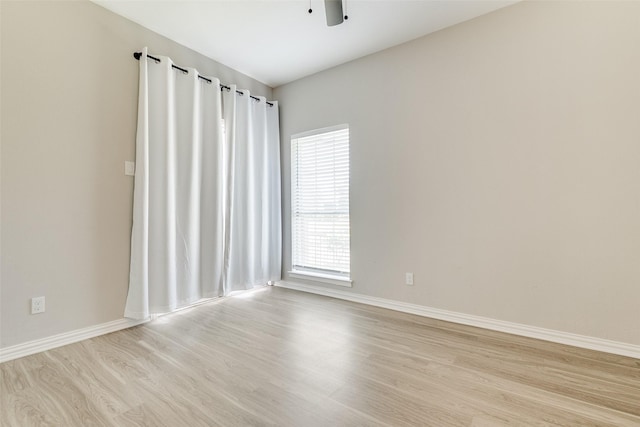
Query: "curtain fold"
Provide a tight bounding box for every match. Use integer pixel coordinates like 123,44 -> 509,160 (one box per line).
125,48 -> 279,320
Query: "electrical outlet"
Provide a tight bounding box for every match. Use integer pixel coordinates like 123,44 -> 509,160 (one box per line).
405,272 -> 414,286
31,296 -> 45,314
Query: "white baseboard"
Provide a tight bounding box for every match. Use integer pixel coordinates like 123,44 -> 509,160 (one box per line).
276,281 -> 640,359
3,284 -> 637,362
0,318 -> 147,363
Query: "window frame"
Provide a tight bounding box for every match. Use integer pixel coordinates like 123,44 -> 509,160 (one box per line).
289,124 -> 352,287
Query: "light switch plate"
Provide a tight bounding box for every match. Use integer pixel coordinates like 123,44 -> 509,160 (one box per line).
124,161 -> 135,176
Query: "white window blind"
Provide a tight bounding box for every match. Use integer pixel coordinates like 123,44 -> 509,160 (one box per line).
291,126 -> 350,277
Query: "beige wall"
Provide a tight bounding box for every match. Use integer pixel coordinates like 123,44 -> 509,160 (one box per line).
0,0 -> 272,348
274,1 -> 640,345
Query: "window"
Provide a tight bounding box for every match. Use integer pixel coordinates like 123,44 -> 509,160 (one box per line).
291,125 -> 351,285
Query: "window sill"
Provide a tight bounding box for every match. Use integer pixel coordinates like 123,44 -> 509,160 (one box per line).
288,270 -> 353,288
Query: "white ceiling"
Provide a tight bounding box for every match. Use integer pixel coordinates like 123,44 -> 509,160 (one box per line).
93,0 -> 517,87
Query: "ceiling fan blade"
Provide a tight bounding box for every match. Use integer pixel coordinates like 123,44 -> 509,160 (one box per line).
324,0 -> 344,26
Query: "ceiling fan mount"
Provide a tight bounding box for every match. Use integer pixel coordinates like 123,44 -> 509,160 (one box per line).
308,0 -> 349,27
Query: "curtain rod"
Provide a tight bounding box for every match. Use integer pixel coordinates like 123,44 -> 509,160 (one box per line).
133,52 -> 273,107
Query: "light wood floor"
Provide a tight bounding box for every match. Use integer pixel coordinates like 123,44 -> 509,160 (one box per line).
1,287 -> 639,426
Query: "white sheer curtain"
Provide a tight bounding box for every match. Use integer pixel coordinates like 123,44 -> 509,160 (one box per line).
125,48 -> 281,319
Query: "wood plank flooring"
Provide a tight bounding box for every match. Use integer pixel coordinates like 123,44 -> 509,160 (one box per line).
1,286 -> 639,426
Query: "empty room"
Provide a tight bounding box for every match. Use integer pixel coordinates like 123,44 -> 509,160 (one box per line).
1,0 -> 639,425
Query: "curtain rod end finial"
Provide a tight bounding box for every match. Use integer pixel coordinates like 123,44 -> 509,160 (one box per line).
133,52 -> 142,60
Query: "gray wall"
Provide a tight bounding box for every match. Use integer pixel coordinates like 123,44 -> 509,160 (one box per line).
274,1 -> 640,345
0,0 -> 272,348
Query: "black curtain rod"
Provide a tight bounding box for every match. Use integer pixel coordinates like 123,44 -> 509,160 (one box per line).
133,52 -> 273,107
